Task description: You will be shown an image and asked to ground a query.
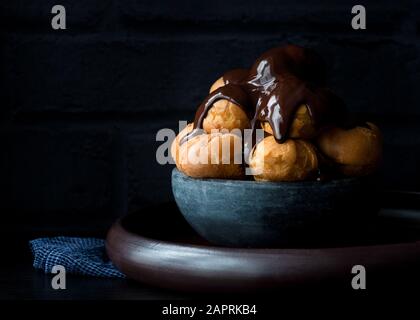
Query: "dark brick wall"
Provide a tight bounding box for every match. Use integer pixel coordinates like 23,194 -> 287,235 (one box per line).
1,0 -> 420,233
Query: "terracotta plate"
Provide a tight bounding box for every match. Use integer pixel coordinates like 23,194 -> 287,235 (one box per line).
106,202 -> 420,292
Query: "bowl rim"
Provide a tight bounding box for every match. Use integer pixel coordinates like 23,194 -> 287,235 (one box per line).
171,167 -> 364,188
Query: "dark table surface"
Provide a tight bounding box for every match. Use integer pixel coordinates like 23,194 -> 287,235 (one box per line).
0,263 -> 192,300
0,242 -> 172,300
3,194 -> 420,300
1,214 -> 195,300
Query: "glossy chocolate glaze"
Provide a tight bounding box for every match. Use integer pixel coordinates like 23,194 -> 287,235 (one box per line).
223,68 -> 249,85
182,44 -> 348,158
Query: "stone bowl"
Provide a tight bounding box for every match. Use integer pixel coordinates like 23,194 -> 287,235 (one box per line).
171,168 -> 380,248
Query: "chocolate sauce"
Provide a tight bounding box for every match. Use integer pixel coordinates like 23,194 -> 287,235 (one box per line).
182,45 -> 350,166
246,46 -> 346,145
223,69 -> 249,85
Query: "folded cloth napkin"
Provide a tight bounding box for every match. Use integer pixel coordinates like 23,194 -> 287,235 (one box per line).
29,237 -> 125,278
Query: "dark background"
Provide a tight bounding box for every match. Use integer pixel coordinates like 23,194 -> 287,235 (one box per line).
1,1 -> 420,246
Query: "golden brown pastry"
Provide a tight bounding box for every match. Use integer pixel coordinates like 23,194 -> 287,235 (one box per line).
176,132 -> 244,179
317,122 -> 382,176
249,136 -> 318,181
203,99 -> 250,133
262,104 -> 317,140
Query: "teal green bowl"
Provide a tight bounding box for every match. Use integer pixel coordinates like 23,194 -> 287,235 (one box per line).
171,168 -> 379,247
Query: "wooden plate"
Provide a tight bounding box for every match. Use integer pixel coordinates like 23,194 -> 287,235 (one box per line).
106,202 -> 420,292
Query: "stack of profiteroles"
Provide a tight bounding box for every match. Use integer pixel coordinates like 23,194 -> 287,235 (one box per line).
171,45 -> 382,182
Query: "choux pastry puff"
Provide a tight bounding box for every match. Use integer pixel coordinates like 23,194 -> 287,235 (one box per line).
205,77 -> 251,133
249,136 -> 318,181
317,122 -> 382,176
202,99 -> 250,133
261,104 -> 317,140
171,123 -> 244,179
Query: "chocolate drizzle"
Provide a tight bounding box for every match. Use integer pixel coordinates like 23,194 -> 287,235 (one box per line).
223,69 -> 249,85
181,45 -> 348,158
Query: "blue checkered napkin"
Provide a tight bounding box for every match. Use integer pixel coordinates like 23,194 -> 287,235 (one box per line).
29,237 -> 125,278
